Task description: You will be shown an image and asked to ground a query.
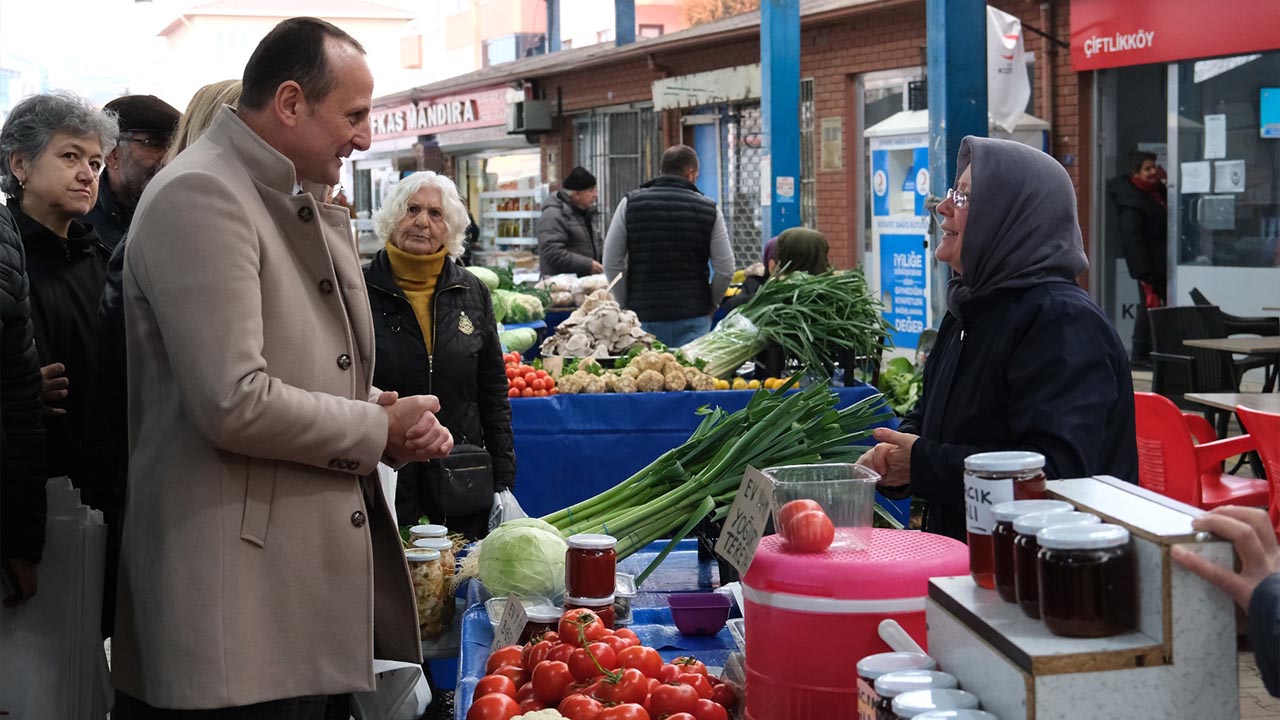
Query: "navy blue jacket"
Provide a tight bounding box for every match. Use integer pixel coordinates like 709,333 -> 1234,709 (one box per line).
900,283 -> 1139,539
1252,573 -> 1280,697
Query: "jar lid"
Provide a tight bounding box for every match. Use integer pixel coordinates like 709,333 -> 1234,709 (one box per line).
404,548 -> 441,563
856,652 -> 936,680
963,451 -> 1045,473
1039,523 -> 1131,550
991,499 -> 1074,523
874,670 -> 958,698
911,711 -> 1000,720
413,538 -> 454,551
567,533 -> 618,550
565,594 -> 616,605
1013,510 -> 1099,536
409,524 -> 448,538
891,688 -> 981,715
525,607 -> 563,623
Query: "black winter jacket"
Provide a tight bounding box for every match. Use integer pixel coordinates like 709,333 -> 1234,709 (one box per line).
537,190 -> 600,277
0,204 -> 47,564
623,175 -> 719,321
1250,573 -> 1280,697
364,251 -> 515,536
12,200 -> 110,498
1107,176 -> 1167,282
82,170 -> 131,253
900,283 -> 1139,540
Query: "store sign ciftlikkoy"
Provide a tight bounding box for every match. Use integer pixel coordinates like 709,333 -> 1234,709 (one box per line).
1069,0 -> 1280,71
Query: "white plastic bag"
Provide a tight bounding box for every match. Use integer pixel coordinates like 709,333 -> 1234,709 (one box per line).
487,489 -> 528,531
376,463 -> 399,527
350,659 -> 431,720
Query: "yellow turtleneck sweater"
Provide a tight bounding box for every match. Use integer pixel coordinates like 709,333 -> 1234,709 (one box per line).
385,241 -> 449,353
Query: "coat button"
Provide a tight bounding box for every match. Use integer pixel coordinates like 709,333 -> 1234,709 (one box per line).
336,353 -> 352,370
297,206 -> 314,223
318,278 -> 334,294
350,511 -> 366,528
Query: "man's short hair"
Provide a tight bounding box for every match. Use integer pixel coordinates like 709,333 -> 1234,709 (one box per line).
1127,150 -> 1157,175
661,145 -> 699,176
239,17 -> 366,112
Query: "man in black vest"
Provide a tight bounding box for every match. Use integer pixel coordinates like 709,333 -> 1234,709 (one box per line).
603,145 -> 734,347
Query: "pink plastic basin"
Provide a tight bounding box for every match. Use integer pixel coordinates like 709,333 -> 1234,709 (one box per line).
667,592 -> 732,636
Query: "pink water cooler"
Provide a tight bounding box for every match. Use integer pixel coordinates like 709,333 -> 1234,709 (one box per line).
741,529 -> 969,720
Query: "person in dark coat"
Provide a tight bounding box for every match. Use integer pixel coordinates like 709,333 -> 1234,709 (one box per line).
0,203 -> 46,608
1106,150 -> 1167,368
0,92 -> 117,505
365,171 -> 516,540
537,165 -> 602,277
860,136 -> 1138,541
1173,505 -> 1280,698
81,94 -> 180,252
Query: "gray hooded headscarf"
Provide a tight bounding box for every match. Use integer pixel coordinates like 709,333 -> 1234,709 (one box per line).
945,136 -> 1089,318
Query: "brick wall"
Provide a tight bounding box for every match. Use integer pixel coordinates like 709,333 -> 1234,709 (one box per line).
533,0 -> 1086,270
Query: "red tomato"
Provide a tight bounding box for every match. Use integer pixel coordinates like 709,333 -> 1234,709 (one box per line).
666,715 -> 698,720
521,387 -> 535,398
549,387 -> 558,396
531,660 -> 575,703
518,697 -> 547,713
473,674 -> 518,700
558,694 -> 604,720
596,703 -> 650,720
548,643 -> 575,664
544,376 -> 557,389
486,646 -> 524,674
613,628 -> 640,644
507,388 -> 520,398
512,377 -> 526,391
466,693 -> 520,720
671,657 -> 708,677
568,642 -> 616,682
678,673 -> 713,700
597,668 -> 649,705
558,608 -> 607,648
600,634 -> 630,656
535,389 -> 548,397
692,698 -> 729,720
787,509 -> 835,552
542,631 -> 560,643
710,683 -> 737,709
523,372 -> 537,386
531,378 -> 546,391
491,664 -> 528,688
535,369 -> 548,379
657,663 -> 682,683
522,639 -> 554,669
776,499 -> 824,540
516,682 -> 537,703
616,645 -> 663,679
649,682 -> 700,717
505,367 -> 518,379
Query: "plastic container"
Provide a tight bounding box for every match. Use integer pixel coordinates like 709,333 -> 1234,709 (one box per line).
744,530 -> 967,720
963,451 -> 1047,589
565,533 -> 617,599
911,712 -> 999,720
1038,523 -> 1136,638
727,617 -> 746,653
873,671 -> 958,720
409,524 -> 448,541
613,573 -> 637,627
990,500 -> 1074,604
891,689 -> 981,718
1013,511 -> 1100,619
667,592 -> 732,636
484,595 -> 555,627
856,653 -> 937,720
764,463 -> 879,550
564,595 -> 615,629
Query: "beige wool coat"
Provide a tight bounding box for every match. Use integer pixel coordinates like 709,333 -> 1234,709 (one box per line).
113,107 -> 421,709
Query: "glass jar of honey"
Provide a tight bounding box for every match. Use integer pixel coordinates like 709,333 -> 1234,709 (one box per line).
873,670 -> 958,720
565,534 -> 617,599
855,652 -> 936,720
1038,523 -> 1136,638
891,689 -> 981,719
1013,511 -> 1099,619
963,452 -> 1047,589
564,594 -> 616,629
990,500 -> 1074,604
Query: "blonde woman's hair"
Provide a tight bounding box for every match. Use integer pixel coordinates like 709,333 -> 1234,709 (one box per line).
374,171 -> 469,259
166,80 -> 242,162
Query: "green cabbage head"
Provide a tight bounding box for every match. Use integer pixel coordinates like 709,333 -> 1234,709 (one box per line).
478,522 -> 567,598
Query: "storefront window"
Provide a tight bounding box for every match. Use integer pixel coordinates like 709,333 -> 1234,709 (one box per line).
800,78 -> 817,229
572,106 -> 662,232
460,150 -> 544,270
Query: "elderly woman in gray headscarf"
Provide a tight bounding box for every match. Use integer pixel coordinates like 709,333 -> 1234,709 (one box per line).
859,136 -> 1138,540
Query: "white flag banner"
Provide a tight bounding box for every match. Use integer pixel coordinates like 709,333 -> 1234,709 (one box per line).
987,6 -> 1031,133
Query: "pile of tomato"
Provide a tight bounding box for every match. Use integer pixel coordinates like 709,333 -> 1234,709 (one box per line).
505,352 -> 557,398
467,608 -> 737,720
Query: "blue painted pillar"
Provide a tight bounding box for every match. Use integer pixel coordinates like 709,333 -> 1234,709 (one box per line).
615,0 -> 635,47
547,0 -> 560,52
926,0 -> 986,318
761,0 -> 801,245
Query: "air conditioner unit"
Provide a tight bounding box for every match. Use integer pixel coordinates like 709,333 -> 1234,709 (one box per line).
507,100 -> 553,134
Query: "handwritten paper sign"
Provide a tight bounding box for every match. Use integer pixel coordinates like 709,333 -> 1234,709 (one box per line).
715,466 -> 775,577
492,594 -> 527,650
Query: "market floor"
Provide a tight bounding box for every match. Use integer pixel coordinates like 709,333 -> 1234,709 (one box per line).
1241,651 -> 1280,719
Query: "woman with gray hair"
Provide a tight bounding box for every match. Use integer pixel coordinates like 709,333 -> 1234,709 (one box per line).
1,91 -> 118,496
364,171 -> 514,539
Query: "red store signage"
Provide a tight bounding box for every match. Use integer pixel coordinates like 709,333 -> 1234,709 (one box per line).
1070,0 -> 1280,71
371,86 -> 510,140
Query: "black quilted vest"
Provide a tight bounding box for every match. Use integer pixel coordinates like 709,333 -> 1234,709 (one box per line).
623,175 -> 718,321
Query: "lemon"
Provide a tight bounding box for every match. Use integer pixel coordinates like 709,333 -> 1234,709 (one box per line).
747,379 -> 761,390
731,377 -> 748,390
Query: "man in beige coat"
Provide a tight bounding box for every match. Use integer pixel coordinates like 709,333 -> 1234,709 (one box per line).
112,18 -> 452,717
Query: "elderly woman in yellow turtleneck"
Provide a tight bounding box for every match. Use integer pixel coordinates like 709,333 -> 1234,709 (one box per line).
364,172 -> 514,539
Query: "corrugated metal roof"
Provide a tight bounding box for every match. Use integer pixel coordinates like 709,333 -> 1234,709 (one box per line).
375,0 -> 911,105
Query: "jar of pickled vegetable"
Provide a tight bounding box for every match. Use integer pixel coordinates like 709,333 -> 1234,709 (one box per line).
565,534 -> 617,599
405,548 -> 447,639
1038,524 -> 1136,638
413,537 -> 456,575
409,524 -> 448,542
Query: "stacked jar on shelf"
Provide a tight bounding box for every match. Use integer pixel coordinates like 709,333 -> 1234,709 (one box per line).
564,534 -> 618,628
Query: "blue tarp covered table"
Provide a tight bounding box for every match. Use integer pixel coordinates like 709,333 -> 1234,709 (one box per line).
507,384 -> 903,521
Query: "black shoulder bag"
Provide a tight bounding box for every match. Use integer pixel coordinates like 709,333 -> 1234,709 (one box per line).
426,440 -> 495,516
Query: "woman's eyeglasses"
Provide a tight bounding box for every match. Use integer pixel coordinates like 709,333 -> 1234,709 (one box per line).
945,187 -> 969,209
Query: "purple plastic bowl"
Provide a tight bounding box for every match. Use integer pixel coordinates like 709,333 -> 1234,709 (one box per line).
667,592 -> 732,636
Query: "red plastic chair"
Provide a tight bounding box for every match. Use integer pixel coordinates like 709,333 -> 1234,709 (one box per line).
1234,405 -> 1280,540
1133,392 -> 1269,509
